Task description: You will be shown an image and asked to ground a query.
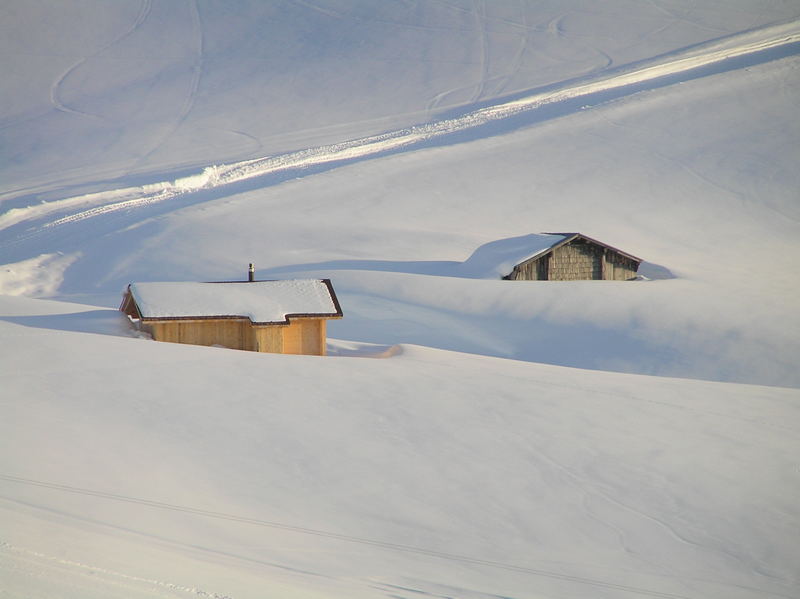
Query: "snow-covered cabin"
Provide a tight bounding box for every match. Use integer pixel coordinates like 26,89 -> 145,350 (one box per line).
498,233 -> 642,281
120,279 -> 343,355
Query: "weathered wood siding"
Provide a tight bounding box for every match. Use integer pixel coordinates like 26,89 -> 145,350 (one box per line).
549,240 -> 602,280
505,253 -> 550,280
505,258 -> 541,280
602,251 -> 639,280
504,239 -> 640,281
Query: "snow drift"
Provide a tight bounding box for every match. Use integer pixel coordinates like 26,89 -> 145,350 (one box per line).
1,1 -> 800,598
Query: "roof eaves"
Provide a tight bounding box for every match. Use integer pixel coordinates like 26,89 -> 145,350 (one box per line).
127,278 -> 344,324
541,232 -> 643,263
321,278 -> 344,319
513,233 -> 578,267
138,312 -> 342,326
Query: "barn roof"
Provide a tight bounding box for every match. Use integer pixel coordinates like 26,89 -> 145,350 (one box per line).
123,279 -> 342,325
537,233 -> 642,264
458,233 -> 570,278
458,233 -> 642,278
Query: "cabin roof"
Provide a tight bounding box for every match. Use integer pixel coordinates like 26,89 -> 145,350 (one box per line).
124,279 -> 342,325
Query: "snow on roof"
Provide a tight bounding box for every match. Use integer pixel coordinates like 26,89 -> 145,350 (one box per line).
457,233 -> 643,278
458,233 -> 570,278
128,280 -> 341,324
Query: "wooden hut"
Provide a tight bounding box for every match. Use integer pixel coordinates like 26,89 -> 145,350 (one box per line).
501,233 -> 642,281
120,278 -> 342,355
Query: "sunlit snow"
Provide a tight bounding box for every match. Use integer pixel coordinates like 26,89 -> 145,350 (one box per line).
1,2 -> 799,599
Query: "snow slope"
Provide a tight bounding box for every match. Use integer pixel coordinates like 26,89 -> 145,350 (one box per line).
3,16 -> 799,235
4,28 -> 797,386
3,0 -> 800,197
2,1 -> 800,598
1,296 -> 799,599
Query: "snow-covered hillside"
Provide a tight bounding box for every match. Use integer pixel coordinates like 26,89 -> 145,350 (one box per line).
4,0 -> 800,197
1,1 -> 799,598
3,298 -> 799,599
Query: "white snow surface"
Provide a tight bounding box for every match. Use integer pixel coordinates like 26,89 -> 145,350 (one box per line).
456,233 -> 569,278
129,280 -> 339,323
2,2 -> 800,598
1,303 -> 799,599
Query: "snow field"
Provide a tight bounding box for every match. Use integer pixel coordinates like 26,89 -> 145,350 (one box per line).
1,298 -> 799,598
4,17 -> 799,238
2,1 -> 800,598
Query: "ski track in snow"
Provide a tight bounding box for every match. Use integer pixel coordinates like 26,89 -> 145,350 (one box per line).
646,0 -> 729,36
470,0 -> 490,103
291,0 -> 346,20
0,477 -> 701,599
2,19 -> 799,246
424,0 -> 493,112
543,12 -> 614,75
49,0 -> 153,120
128,0 -> 204,171
0,541 -> 234,599
489,3 -> 533,98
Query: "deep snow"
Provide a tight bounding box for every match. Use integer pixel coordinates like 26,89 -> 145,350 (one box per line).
2,296 -> 799,599
1,1 -> 800,598
4,0 -> 799,198
127,280 -> 339,323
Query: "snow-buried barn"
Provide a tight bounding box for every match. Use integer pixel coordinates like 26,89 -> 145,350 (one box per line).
120,278 -> 342,355
496,233 -> 642,281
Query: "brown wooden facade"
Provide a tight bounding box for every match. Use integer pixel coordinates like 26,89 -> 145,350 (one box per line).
133,316 -> 328,355
120,281 -> 341,356
503,234 -> 641,281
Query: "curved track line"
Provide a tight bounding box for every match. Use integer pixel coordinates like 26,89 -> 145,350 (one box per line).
0,474 -> 698,598
291,0 -> 345,19
519,442 -> 796,597
470,0 -> 490,103
547,13 -> 565,37
1,542 -> 233,599
646,0 -> 728,35
425,0 -> 491,112
50,0 -> 152,118
130,0 -> 204,169
542,12 -> 614,73
5,19 -> 799,244
489,0 -> 532,98
49,71 -> 104,120
225,128 -> 264,155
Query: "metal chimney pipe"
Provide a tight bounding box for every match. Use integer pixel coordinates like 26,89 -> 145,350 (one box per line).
248,263 -> 255,282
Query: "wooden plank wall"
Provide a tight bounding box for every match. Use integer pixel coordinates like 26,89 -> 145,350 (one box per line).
603,252 -> 638,280
143,317 -> 328,355
506,259 -> 540,280
253,325 -> 284,353
145,319 -> 254,350
505,242 -> 639,281
281,319 -> 326,356
506,254 -> 550,280
549,242 -> 602,280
